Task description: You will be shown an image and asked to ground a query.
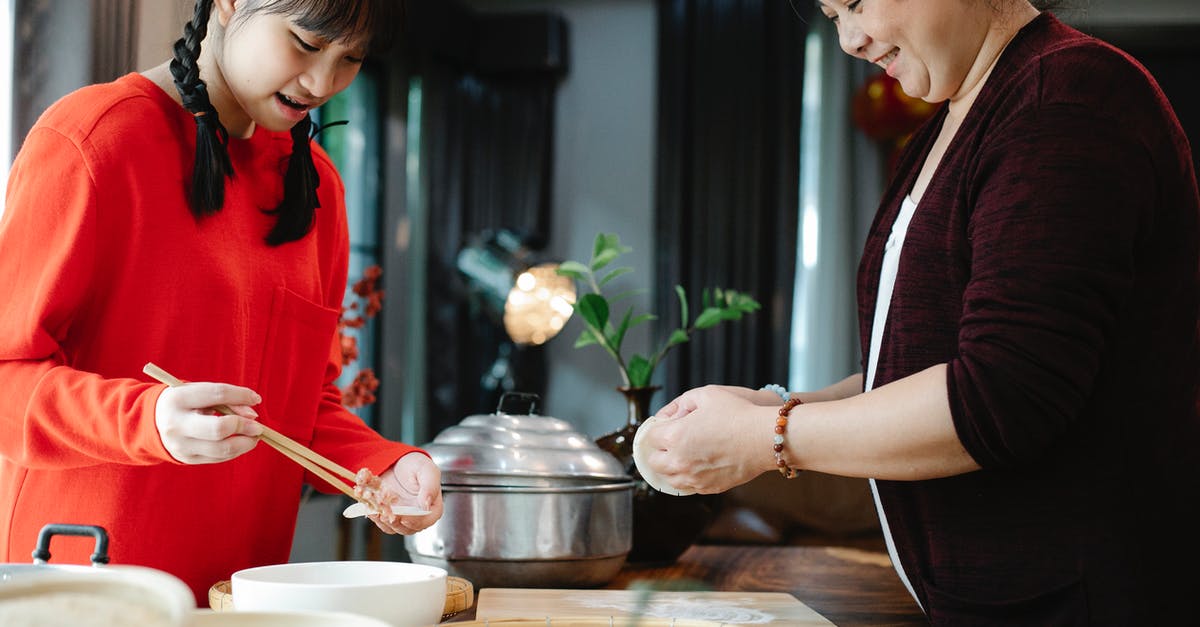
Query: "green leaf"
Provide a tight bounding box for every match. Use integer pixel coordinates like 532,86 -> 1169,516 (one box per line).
702,288 -> 711,309
628,313 -> 656,329
555,261 -> 591,281
720,308 -> 743,321
666,328 -> 690,348
576,293 -> 609,330
627,355 -> 653,388
592,233 -> 617,260
737,294 -> 762,312
675,285 -> 688,328
599,266 -> 633,287
610,307 -> 635,352
607,288 -> 646,306
591,248 -> 620,271
694,307 -> 723,329
591,233 -> 632,271
574,329 -> 600,348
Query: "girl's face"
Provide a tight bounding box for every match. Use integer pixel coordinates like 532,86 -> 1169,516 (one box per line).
211,0 -> 367,135
818,0 -> 992,104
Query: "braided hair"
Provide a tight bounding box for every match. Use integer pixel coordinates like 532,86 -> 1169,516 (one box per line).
170,0 -> 231,219
169,0 -> 402,246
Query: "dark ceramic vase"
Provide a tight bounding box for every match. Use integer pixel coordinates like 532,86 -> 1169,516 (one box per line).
594,386 -> 721,565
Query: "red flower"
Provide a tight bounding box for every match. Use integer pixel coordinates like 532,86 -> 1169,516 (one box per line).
338,265 -> 384,407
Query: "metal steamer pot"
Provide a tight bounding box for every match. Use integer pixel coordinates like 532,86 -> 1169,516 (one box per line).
0,524 -> 195,626
405,394 -> 634,588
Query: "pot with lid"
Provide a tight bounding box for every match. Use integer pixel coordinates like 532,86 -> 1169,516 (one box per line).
0,524 -> 195,627
405,393 -> 633,588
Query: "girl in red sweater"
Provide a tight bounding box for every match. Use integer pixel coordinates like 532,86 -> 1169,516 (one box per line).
0,0 -> 442,602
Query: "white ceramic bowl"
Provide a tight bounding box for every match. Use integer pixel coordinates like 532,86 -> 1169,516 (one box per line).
230,561 -> 447,627
193,608 -> 392,626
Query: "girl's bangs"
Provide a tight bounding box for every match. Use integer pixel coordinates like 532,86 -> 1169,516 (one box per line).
255,0 -> 399,52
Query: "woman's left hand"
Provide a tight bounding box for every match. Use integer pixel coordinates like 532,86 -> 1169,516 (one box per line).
640,385 -> 778,495
367,452 -> 443,535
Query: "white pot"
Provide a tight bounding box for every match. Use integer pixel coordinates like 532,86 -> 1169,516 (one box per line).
0,564 -> 195,626
0,524 -> 194,627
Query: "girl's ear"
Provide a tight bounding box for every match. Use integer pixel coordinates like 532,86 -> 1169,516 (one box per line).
213,0 -> 238,29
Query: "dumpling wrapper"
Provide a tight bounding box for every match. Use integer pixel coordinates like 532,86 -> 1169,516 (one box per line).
342,503 -> 432,519
631,414 -> 697,496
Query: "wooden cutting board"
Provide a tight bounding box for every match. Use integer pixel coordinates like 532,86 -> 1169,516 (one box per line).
475,588 -> 835,625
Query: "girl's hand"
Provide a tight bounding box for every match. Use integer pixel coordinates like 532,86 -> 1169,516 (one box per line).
154,382 -> 264,464
640,385 -> 779,494
367,452 -> 444,535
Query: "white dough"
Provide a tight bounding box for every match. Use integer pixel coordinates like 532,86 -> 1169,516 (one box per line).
631,415 -> 697,496
341,503 -> 431,519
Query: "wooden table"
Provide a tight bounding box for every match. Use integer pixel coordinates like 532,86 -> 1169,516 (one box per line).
447,545 -> 926,625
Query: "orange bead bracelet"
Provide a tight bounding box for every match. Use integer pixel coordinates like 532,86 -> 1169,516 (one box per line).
773,397 -> 803,479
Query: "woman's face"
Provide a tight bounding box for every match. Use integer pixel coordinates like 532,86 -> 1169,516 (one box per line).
210,0 -> 367,135
818,0 -> 993,103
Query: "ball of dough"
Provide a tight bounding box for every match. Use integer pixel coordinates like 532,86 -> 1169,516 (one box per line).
632,414 -> 697,496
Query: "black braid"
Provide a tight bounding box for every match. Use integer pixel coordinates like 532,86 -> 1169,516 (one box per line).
264,114 -> 321,246
169,0 -> 233,218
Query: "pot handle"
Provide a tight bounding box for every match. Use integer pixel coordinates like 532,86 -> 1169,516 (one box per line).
496,392 -> 540,416
31,524 -> 111,566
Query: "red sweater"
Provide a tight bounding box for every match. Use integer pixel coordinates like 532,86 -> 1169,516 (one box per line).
857,14 -> 1200,623
0,73 -> 419,602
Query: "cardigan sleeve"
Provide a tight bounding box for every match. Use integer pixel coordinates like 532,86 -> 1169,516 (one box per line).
0,127 -> 169,469
946,101 -> 1153,468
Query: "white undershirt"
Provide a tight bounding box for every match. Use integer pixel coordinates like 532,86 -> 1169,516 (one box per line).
864,194 -> 923,611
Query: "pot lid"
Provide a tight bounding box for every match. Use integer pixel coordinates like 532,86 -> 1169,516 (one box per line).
423,393 -> 630,486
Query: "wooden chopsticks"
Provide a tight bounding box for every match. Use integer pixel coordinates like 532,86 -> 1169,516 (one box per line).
142,363 -> 362,502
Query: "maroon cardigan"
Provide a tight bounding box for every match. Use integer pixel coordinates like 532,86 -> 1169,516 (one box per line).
857,13 -> 1200,625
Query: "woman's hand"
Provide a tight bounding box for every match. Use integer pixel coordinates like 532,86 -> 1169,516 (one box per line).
659,384 -> 781,414
367,452 -> 444,535
154,382 -> 264,464
640,385 -> 779,495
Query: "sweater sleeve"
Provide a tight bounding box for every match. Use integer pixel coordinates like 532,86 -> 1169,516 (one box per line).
947,103 -> 1151,468
299,147 -> 422,491
0,127 -> 169,469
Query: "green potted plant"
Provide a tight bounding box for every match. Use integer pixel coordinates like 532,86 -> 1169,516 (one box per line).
556,232 -> 761,563
555,232 -> 761,391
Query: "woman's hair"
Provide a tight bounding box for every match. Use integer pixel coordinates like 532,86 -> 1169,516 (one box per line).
169,0 -> 401,246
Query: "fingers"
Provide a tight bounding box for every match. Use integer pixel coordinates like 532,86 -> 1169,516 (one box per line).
169,381 -> 262,413
414,458 -> 442,512
154,382 -> 264,465
369,453 -> 443,535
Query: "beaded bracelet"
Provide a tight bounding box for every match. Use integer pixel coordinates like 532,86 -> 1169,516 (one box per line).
773,397 -> 803,479
760,383 -> 790,403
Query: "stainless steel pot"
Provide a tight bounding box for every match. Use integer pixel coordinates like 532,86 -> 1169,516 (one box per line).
405,394 -> 634,588
0,524 -> 194,626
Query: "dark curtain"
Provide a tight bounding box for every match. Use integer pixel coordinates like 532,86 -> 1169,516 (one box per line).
405,1 -> 567,435
655,0 -> 809,394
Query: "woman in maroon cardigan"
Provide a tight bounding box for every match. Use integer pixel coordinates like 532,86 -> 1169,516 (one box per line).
636,1 -> 1200,623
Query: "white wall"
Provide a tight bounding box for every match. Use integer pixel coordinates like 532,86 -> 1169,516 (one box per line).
471,0 -> 659,438
135,0 -> 191,71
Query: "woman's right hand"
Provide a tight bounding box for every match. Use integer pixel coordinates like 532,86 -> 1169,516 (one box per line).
154,382 -> 264,464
